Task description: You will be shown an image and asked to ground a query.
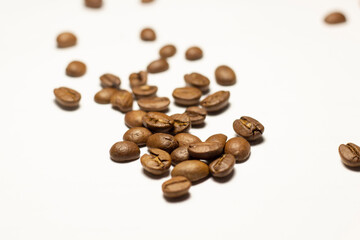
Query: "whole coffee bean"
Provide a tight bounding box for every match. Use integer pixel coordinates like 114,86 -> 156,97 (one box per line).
324,12 -> 346,24
129,71 -> 147,88
141,148 -> 171,175
174,133 -> 201,147
110,141 -> 140,162
110,90 -> 133,113
162,176 -> 191,198
172,87 -> 202,106
224,137 -> 251,162
171,113 -> 191,134
54,87 -> 81,108
184,73 -> 210,93
171,146 -> 191,165
140,28 -> 156,41
209,154 -> 235,178
171,160 -> 209,182
339,143 -> 360,167
215,65 -> 236,86
100,73 -> 121,88
146,133 -> 179,153
56,32 -> 77,48
143,112 -> 174,133
66,61 -> 86,77
123,127 -> 152,147
147,59 -> 169,73
206,134 -> 227,150
159,44 -> 177,58
233,116 -> 264,141
138,97 -> 170,112
188,142 -> 223,160
132,85 -> 158,99
200,90 -> 230,113
124,110 -> 147,128
94,88 -> 118,104
185,106 -> 207,126
185,46 -> 203,61
85,0 -> 102,8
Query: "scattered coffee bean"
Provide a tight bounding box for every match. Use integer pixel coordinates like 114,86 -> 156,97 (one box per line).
146,133 -> 179,153
172,87 -> 202,106
324,12 -> 346,24
215,65 -> 236,86
188,142 -> 223,160
66,61 -> 86,77
184,73 -> 210,93
110,141 -> 140,162
143,112 -> 174,133
110,90 -> 133,113
129,71 -> 147,88
185,46 -> 203,61
54,87 -> 81,108
200,90 -> 230,113
185,106 -> 207,126
209,154 -> 235,177
137,97 -> 170,112
132,85 -> 158,99
124,110 -> 147,128
141,148 -> 171,175
85,0 -> 102,8
147,59 -> 169,73
206,134 -> 227,150
123,127 -> 152,147
56,32 -> 77,48
159,44 -> 177,58
171,113 -> 191,134
140,28 -> 156,41
171,160 -> 209,182
162,176 -> 191,198
339,143 -> 360,167
233,116 -> 264,141
171,146 -> 192,165
224,137 -> 251,162
94,88 -> 118,104
174,133 -> 201,147
100,73 -> 121,88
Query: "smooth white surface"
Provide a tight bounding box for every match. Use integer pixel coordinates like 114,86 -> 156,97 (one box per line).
1,0 -> 360,239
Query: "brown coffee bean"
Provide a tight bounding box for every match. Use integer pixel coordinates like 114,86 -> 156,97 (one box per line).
171,160 -> 209,182
110,141 -> 140,162
233,116 -> 264,141
124,110 -> 147,128
324,12 -> 346,24
143,112 -> 174,133
142,0 -> 154,3
54,87 -> 81,108
138,97 -> 170,112
184,73 -> 210,93
206,134 -> 227,149
123,127 -> 152,147
100,73 -> 121,88
159,44 -> 177,58
172,87 -> 202,106
200,91 -> 230,113
141,148 -> 171,175
129,71 -> 147,88
215,65 -> 236,86
56,32 -> 77,48
209,154 -> 235,177
162,176 -> 191,198
339,143 -> 360,167
188,142 -> 223,160
147,59 -> 169,73
94,88 -> 118,104
174,133 -> 201,147
185,46 -> 203,61
110,90 -> 133,113
85,0 -> 102,8
140,28 -> 156,41
132,85 -> 158,99
224,137 -> 251,162
146,133 -> 179,153
171,113 -> 191,134
66,61 -> 86,77
185,106 -> 207,126
171,146 -> 191,165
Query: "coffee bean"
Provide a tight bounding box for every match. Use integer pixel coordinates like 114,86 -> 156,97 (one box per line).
200,90 -> 230,113
184,73 -> 210,93
56,32 -> 77,48
85,0 -> 102,8
123,127 -> 152,147
146,133 -> 179,153
339,143 -> 360,167
209,154 -> 235,177
171,113 -> 191,134
110,141 -> 140,162
124,110 -> 147,128
100,73 -> 121,88
233,116 -> 264,141
142,0 -> 154,3
174,133 -> 201,147
129,71 -> 147,88
94,88 -> 118,104
171,160 -> 209,182
54,87 -> 81,108
206,134 -> 227,150
141,148 -> 171,175
132,85 -> 158,99
147,59 -> 169,73
162,176 -> 191,198
224,137 -> 251,162
188,142 -> 223,160
110,90 -> 133,113
66,61 -> 86,77
159,44 -> 177,58
137,97 -> 170,112
140,28 -> 156,41
171,146 -> 192,165
172,87 -> 202,106
143,112 -> 174,133
185,46 -> 203,61
215,65 -> 236,86
185,106 -> 207,126
324,12 -> 346,24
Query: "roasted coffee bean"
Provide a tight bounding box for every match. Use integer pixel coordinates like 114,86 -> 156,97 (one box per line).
123,127 -> 152,147
124,110 -> 147,128
209,154 -> 235,177
184,73 -> 210,93
110,141 -> 140,162
54,87 -> 81,108
110,90 -> 133,113
233,116 -> 264,141
141,148 -> 171,175
188,142 -> 223,160
171,160 -> 209,182
147,59 -> 169,73
171,113 -> 191,134
206,134 -> 227,149
200,90 -> 230,113
171,146 -> 191,165
100,73 -> 121,88
66,61 -> 86,77
129,71 -> 147,88
224,137 -> 251,162
174,133 -> 201,147
57,32 -> 77,48
185,46 -> 203,61
159,44 -> 177,58
142,0 -> 154,3
215,65 -> 236,86
146,133 -> 179,153
185,106 -> 207,126
143,112 -> 174,133
162,176 -> 191,198
94,88 -> 118,104
172,87 -> 202,106
324,12 -> 346,24
339,143 -> 360,167
85,0 -> 102,8
138,97 -> 170,112
140,28 -> 156,41
132,85 -> 158,99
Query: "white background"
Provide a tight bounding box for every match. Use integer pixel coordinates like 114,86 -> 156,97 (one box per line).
0,0 -> 360,239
